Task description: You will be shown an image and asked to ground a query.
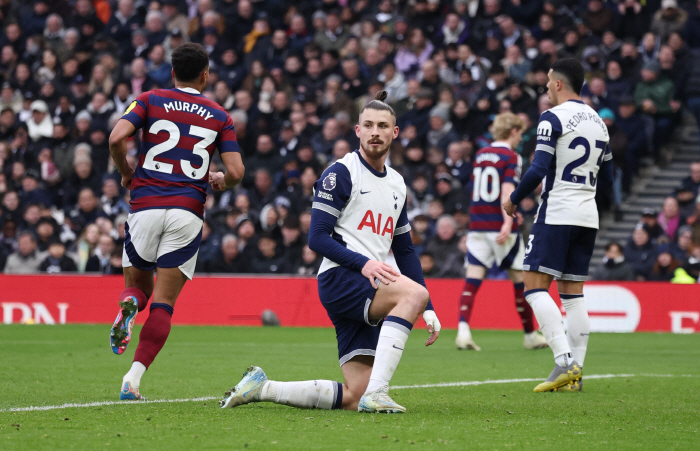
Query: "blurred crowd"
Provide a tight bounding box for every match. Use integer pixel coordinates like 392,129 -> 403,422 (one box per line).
2,0 -> 700,281
592,161 -> 700,282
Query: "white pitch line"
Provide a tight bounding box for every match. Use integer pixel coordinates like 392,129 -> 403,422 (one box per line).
390,373 -> 636,389
1,374 -> 695,413
2,397 -> 221,413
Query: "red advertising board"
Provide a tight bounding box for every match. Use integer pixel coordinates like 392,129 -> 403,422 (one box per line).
0,275 -> 698,333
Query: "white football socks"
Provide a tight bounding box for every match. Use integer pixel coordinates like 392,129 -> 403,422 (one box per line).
525,289 -> 571,366
260,380 -> 340,409
560,294 -> 590,367
123,361 -> 147,388
364,316 -> 412,394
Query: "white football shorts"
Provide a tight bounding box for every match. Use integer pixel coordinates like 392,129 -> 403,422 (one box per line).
122,208 -> 203,280
465,231 -> 524,271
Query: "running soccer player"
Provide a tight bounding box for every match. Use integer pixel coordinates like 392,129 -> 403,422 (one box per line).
503,58 -> 613,392
456,112 -> 547,351
108,43 -> 244,400
220,92 -> 441,413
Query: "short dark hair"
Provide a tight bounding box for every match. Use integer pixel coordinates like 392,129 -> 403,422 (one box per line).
359,90 -> 396,120
605,241 -> 622,252
171,43 -> 209,83
550,58 -> 585,95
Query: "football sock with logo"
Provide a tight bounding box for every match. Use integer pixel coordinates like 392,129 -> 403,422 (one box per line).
260,380 -> 343,410
459,278 -> 482,324
364,316 -> 412,394
120,287 -> 149,312
524,289 -> 571,366
514,282 -> 536,333
131,303 -> 173,382
560,294 -> 589,367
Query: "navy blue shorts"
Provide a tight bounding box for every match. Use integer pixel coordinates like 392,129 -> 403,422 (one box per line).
318,266 -> 380,366
522,223 -> 597,281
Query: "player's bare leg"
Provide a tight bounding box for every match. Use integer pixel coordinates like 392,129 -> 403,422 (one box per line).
508,269 -> 547,349
555,280 -> 589,391
356,275 -> 430,413
456,265 -> 486,350
523,271 -> 581,392
121,267 -> 187,400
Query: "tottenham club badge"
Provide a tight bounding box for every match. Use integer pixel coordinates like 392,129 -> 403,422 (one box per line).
322,172 -> 337,191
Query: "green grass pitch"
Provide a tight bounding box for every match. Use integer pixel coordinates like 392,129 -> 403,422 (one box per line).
1,324 -> 699,450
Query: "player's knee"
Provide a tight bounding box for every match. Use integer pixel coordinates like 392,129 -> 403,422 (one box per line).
406,284 -> 429,313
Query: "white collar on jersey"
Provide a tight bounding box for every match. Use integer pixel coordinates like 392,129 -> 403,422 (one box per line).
490,140 -> 512,150
176,87 -> 201,94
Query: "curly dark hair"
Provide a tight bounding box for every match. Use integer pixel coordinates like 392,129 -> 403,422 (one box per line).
171,43 -> 209,83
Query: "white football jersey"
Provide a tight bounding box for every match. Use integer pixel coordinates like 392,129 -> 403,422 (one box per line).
534,100 -> 611,229
312,151 -> 410,275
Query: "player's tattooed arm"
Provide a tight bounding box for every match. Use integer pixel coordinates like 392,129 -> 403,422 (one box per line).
109,119 -> 137,189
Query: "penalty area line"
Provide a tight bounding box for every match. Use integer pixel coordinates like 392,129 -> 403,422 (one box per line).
1,373 -> 695,413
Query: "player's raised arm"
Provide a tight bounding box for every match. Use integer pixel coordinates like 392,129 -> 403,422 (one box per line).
109,118 -> 137,189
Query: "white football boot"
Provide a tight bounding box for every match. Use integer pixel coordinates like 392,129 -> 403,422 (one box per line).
358,388 -> 406,413
523,331 -> 549,350
220,366 -> 268,408
455,321 -> 481,351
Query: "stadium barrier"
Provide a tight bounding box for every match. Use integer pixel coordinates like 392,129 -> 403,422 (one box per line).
0,275 -> 698,333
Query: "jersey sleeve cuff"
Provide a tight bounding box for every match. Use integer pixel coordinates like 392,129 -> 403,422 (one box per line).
394,224 -> 411,235
535,143 -> 555,154
312,202 -> 340,217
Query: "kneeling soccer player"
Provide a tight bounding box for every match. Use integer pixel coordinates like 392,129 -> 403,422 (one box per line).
220,92 -> 441,413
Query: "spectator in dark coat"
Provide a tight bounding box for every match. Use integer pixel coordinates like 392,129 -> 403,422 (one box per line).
433,13 -> 470,49
250,233 -> 286,274
85,234 -> 115,273
434,173 -> 469,215
18,170 -> 52,208
105,0 -> 143,48
616,95 -> 649,192
649,246 -> 682,281
674,161 -> 700,217
640,207 -> 668,243
65,188 -> 107,235
624,225 -> 658,280
278,216 -> 304,273
426,106 -> 460,152
591,242 -> 635,281
62,153 -> 102,209
39,240 -> 77,273
295,244 -> 322,276
204,234 -> 247,273
424,215 -> 464,278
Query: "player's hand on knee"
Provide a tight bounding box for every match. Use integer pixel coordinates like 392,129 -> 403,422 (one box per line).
361,260 -> 399,289
209,171 -> 226,191
423,310 -> 441,346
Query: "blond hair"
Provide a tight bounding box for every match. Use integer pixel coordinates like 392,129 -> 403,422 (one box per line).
492,112 -> 525,141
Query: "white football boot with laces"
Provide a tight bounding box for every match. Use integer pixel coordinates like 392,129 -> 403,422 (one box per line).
358,388 -> 406,413
220,366 -> 268,408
